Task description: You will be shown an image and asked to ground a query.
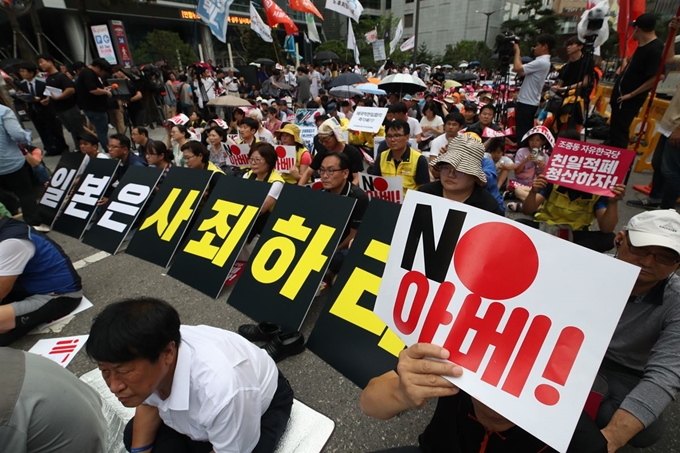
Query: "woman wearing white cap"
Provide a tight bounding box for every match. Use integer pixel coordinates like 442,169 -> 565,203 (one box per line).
419,134 -> 502,215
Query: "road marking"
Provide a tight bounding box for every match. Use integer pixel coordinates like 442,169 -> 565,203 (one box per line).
72,251 -> 111,270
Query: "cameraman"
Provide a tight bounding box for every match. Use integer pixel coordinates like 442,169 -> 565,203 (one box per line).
513,34 -> 555,146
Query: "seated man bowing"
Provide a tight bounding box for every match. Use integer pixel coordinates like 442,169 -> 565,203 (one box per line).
86,297 -> 294,453
0,217 -> 82,346
320,152 -> 369,281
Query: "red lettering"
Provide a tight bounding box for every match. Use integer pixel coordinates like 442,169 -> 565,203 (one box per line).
393,270 -> 429,335
502,315 -> 551,397
418,281 -> 455,344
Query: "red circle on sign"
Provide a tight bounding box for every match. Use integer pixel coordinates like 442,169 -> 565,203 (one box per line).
276,146 -> 287,158
534,384 -> 560,406
311,181 -> 324,190
374,177 -> 389,192
231,145 -> 241,155
453,222 -> 538,300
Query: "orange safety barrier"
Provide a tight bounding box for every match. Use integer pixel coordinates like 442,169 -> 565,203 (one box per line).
631,97 -> 670,173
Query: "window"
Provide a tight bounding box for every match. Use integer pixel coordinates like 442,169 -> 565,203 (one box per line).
406,0 -> 414,3
404,13 -> 414,28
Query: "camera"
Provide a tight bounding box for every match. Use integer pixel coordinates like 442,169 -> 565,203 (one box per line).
495,32 -> 519,72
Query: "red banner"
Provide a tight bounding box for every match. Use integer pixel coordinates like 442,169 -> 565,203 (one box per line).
263,0 -> 299,34
543,139 -> 635,197
289,0 -> 324,20
109,20 -> 134,69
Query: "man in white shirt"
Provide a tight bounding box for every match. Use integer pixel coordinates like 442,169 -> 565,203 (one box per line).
513,34 -> 555,146
428,111 -> 465,160
310,65 -> 322,98
225,69 -> 241,95
87,298 -> 293,453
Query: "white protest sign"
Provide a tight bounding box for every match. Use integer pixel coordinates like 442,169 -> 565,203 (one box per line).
28,335 -> 89,368
275,145 -> 297,174
43,85 -> 63,99
165,113 -> 190,126
300,126 -> 317,152
348,106 -> 388,133
227,144 -> 252,167
358,172 -> 403,203
373,191 -> 640,452
294,108 -> 323,127
91,25 -> 117,66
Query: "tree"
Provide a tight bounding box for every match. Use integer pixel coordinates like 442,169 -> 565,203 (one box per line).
315,40 -> 351,62
441,41 -> 493,67
131,30 -> 197,67
236,28 -> 285,64
414,44 -> 439,65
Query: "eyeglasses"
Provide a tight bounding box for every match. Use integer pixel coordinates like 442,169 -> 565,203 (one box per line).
183,154 -> 196,161
439,166 -> 467,178
319,135 -> 334,144
386,134 -> 406,140
249,157 -> 264,164
625,232 -> 680,266
319,167 -> 342,176
108,145 -> 124,149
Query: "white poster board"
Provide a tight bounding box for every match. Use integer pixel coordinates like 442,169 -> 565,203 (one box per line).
28,335 -> 89,368
372,191 -> 639,452
91,25 -> 117,66
227,144 -> 252,167
358,172 -> 403,203
348,107 -> 388,133
275,145 -> 297,174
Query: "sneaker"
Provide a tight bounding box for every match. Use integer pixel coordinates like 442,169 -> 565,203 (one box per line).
32,224 -> 51,233
626,198 -> 660,210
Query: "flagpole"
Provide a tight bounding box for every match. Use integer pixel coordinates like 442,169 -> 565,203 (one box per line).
411,0 -> 421,66
621,0 -> 632,61
273,37 -> 281,64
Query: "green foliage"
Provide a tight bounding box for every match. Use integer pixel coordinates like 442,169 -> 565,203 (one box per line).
414,43 -> 439,65
238,28 -> 285,64
441,41 -> 493,67
315,40 -> 351,60
131,30 -> 197,67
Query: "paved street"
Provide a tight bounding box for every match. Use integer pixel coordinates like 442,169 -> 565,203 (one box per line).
9,124 -> 678,453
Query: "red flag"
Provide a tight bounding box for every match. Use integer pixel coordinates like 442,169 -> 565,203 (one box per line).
289,0 -> 324,20
263,0 -> 299,35
617,0 -> 645,58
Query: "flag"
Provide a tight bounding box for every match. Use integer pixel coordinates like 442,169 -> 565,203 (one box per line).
284,34 -> 297,56
325,0 -> 363,23
263,0 -> 299,34
250,3 -> 273,42
400,35 -> 415,52
365,28 -> 378,44
289,0 -> 324,20
347,19 -> 361,65
306,13 -> 321,42
372,39 -> 386,61
197,0 -> 234,43
389,18 -> 403,55
304,32 -> 310,43
616,0 -> 645,58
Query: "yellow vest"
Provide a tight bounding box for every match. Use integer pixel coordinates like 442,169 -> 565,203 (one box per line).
379,147 -> 422,192
534,185 -> 601,231
349,126 -> 385,148
281,147 -> 310,184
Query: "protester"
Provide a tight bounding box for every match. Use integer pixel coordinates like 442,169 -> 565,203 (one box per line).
550,36 -> 594,131
86,297 -> 293,453
99,133 -> 148,206
181,141 -> 225,175
462,102 -> 478,126
239,117 -> 261,148
429,111 -> 464,160
608,13 -> 663,150
597,209 -> 680,450
245,143 -> 285,238
484,137 -> 513,189
248,109 -> 276,145
145,140 -> 174,174
296,66 -> 312,105
76,58 -> 113,151
0,105 -> 50,232
205,126 -> 234,172
131,126 -> 153,163
465,103 -> 501,146
265,107 -> 283,135
276,124 -> 312,184
79,133 -> 110,165
508,126 -> 553,207
513,34 -> 556,145
370,119 -> 430,192
419,102 -> 444,153
0,217 -> 82,345
0,348 -> 107,451
168,124 -> 191,167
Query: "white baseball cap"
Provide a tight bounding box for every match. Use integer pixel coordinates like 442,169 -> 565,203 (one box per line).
625,209 -> 680,256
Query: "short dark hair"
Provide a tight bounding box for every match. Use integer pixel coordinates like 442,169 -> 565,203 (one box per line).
297,66 -> 309,74
72,61 -> 86,72
86,297 -> 181,364
322,151 -> 351,172
134,126 -> 149,137
109,133 -> 131,150
479,103 -> 496,114
340,100 -> 350,108
487,137 -> 505,153
565,36 -> 584,47
36,54 -> 56,64
239,117 -> 259,131
388,102 -> 408,115
18,62 -> 38,75
181,141 -> 209,164
206,126 -> 227,141
306,101 -> 319,108
79,133 -> 99,145
385,119 -> 410,136
91,58 -> 112,73
147,140 -> 173,163
422,101 -> 438,116
268,106 -> 279,115
444,112 -> 465,126
250,142 -> 278,170
172,124 -> 191,139
536,34 -> 556,52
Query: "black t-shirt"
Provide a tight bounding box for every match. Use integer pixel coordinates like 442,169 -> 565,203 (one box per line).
45,72 -> 77,112
419,181 -> 502,215
466,121 -> 500,143
432,72 -> 446,84
76,67 -> 108,112
310,142 -> 364,175
558,55 -> 595,97
615,39 -> 663,99
418,392 -> 607,453
324,181 -> 369,242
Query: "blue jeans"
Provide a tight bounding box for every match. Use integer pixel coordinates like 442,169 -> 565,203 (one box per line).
84,110 -> 110,152
659,135 -> 680,209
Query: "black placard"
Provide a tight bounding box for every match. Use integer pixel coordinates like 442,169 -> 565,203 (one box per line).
38,152 -> 86,226
228,185 -> 355,332
168,177 -> 270,298
52,158 -> 120,239
126,167 -> 213,267
306,198 -> 404,388
82,166 -> 163,254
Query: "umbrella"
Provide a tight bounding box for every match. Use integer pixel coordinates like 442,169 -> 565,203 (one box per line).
207,95 -> 253,107
254,58 -> 275,66
459,60 -> 469,68
444,80 -> 462,89
327,72 -> 368,88
223,67 -> 240,73
314,51 -> 340,60
357,83 -> 387,95
468,61 -> 480,67
378,73 -> 427,95
329,85 -> 362,98
0,58 -> 27,73
367,77 -> 381,84
441,64 -> 453,69
451,72 -> 477,82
